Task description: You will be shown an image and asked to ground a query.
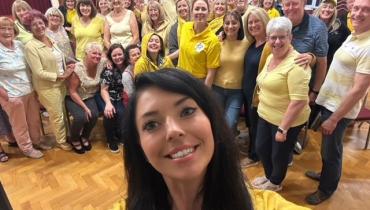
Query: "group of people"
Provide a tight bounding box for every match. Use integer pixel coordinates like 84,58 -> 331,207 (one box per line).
0,0 -> 369,208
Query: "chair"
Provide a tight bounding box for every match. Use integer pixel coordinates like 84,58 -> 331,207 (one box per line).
354,107 -> 370,150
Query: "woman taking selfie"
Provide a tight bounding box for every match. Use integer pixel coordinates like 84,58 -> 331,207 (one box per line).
111,69 -> 310,210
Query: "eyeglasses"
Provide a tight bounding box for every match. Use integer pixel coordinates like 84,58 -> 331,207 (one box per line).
268,35 -> 288,41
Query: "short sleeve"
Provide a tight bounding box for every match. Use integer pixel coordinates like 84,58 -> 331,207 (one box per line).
356,48 -> 370,75
206,38 -> 221,69
100,68 -> 113,86
313,22 -> 329,57
287,65 -> 311,100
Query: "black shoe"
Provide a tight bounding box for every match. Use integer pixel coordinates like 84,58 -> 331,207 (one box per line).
8,142 -> 18,147
108,143 -> 119,153
71,141 -> 85,154
81,138 -> 92,151
305,171 -> 321,181
305,190 -> 331,205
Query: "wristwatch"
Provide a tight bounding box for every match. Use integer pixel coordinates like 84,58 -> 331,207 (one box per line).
277,127 -> 287,135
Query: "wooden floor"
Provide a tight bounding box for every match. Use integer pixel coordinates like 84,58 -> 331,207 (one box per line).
0,117 -> 369,210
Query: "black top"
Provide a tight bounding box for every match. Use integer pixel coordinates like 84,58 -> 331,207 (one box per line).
327,19 -> 351,68
243,42 -> 266,99
100,68 -> 124,101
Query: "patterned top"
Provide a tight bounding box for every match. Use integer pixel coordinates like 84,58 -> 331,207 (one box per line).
74,62 -> 104,100
101,68 -> 124,101
46,27 -> 74,60
0,40 -> 33,97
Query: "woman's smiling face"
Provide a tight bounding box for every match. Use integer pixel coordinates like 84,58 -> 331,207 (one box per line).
135,87 -> 215,181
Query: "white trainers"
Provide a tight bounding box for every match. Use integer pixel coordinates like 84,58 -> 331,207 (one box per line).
240,157 -> 260,168
251,176 -> 268,187
254,180 -> 282,192
24,149 -> 44,159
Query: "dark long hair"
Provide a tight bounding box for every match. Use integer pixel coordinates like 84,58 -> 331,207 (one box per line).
223,11 -> 245,40
106,43 -> 128,70
124,69 -> 254,210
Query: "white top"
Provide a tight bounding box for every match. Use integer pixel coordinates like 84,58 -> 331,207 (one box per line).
0,40 -> 33,97
122,65 -> 134,97
106,10 -> 133,48
51,45 -> 65,75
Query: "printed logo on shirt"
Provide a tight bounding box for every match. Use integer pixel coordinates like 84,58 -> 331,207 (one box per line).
195,42 -> 205,53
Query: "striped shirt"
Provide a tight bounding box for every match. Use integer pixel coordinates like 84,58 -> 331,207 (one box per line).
316,30 -> 370,119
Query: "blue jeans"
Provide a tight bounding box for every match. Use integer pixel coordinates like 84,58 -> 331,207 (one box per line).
256,117 -> 304,185
318,106 -> 351,196
95,94 -> 125,145
212,85 -> 243,132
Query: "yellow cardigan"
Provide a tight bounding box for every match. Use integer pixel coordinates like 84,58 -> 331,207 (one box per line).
24,37 -> 66,91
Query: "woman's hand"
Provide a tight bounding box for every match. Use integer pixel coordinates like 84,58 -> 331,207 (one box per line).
294,53 -> 313,69
275,131 -> 287,142
0,88 -> 9,101
104,103 -> 116,119
84,107 -> 93,122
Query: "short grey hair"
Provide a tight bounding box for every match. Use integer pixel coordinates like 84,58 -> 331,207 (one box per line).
266,17 -> 292,36
45,7 -> 65,27
84,42 -> 103,54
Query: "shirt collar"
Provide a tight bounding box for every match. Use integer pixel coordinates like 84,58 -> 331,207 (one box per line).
292,13 -> 309,32
0,41 -> 17,52
351,29 -> 370,40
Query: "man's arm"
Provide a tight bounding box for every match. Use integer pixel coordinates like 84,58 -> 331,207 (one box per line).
321,73 -> 370,135
310,56 -> 327,104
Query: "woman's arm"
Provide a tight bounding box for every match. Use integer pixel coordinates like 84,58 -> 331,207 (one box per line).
276,100 -> 307,141
101,83 -> 116,119
129,12 -> 140,45
68,72 -> 92,120
204,68 -> 217,88
103,20 -> 111,49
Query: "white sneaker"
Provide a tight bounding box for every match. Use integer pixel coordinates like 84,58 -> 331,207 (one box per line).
240,157 -> 259,168
254,180 -> 282,192
23,149 -> 44,159
251,176 -> 268,187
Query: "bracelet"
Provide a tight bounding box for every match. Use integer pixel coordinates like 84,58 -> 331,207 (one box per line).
277,127 -> 287,135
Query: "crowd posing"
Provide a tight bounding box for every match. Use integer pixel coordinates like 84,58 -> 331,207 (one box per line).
0,0 -> 369,208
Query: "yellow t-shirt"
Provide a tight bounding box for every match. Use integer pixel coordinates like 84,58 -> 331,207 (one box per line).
267,8 -> 280,19
15,20 -> 33,44
256,50 -> 311,127
72,16 -> 105,61
209,15 -> 224,34
110,188 -> 311,210
134,32 -> 174,76
66,9 -> 77,26
213,39 -> 250,89
178,22 -> 221,79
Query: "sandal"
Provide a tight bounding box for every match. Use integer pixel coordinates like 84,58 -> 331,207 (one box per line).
0,151 -> 9,162
81,138 -> 92,151
71,141 -> 85,154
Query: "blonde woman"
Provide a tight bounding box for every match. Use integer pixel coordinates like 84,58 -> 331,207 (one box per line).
209,0 -> 227,34
141,1 -> 171,51
11,0 -> 33,44
313,0 -> 350,67
45,7 -> 75,61
103,0 -> 139,49
97,0 -> 111,16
